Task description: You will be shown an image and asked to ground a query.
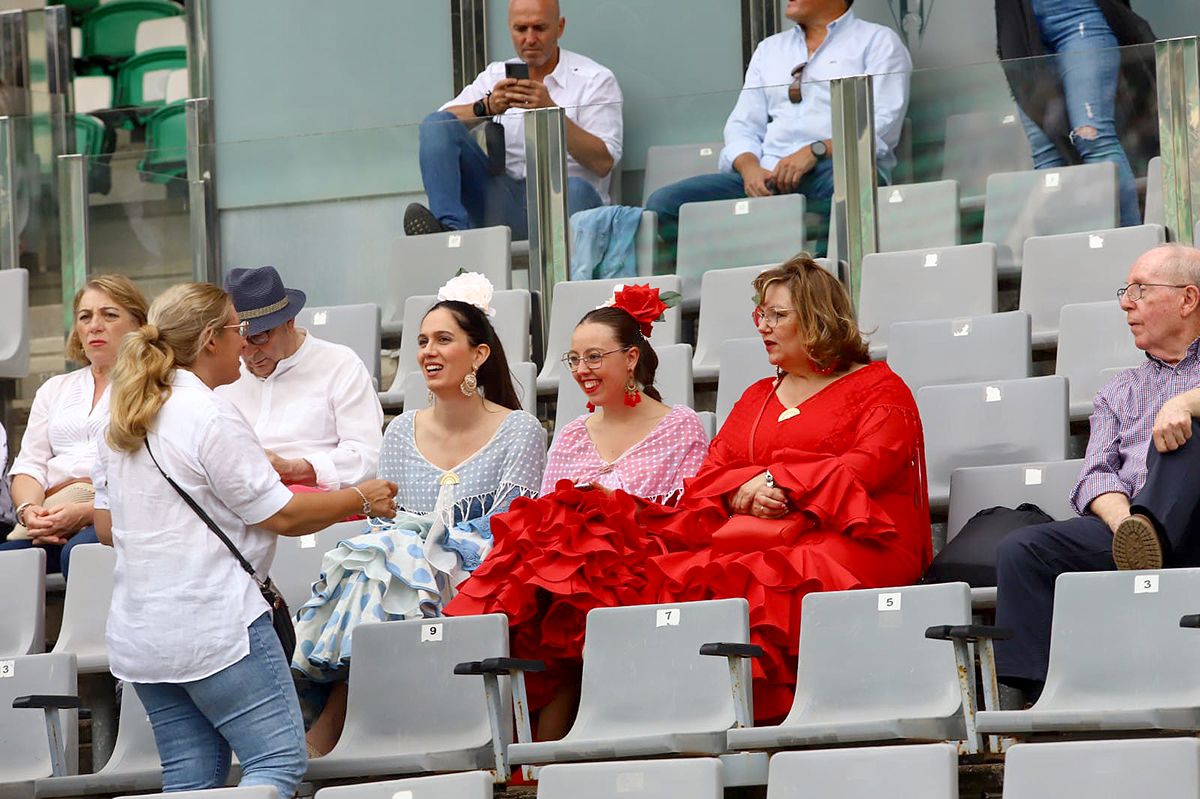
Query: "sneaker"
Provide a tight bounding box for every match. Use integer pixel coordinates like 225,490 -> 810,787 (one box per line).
1112,513 -> 1164,570
404,203 -> 447,236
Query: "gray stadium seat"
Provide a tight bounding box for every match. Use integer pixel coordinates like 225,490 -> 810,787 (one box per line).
0,268 -> 30,379
400,361 -> 538,415
1002,739 -> 1200,799
538,758 -> 723,799
726,583 -> 978,753
314,771 -> 492,799
715,337 -> 773,429
296,303 -> 382,389
916,376 -> 1069,507
982,162 -> 1119,274
765,743 -> 958,799
380,289 -> 531,407
976,568 -> 1200,735
676,194 -> 806,309
1055,301 -> 1143,420
304,614 -> 509,781
946,459 -> 1083,542
48,544 -> 115,673
942,108 -> 1034,205
641,141 -> 723,203
119,789 -> 276,799
553,343 -> 695,438
1018,225 -> 1164,347
385,227 -> 513,335
505,599 -> 750,767
537,276 -> 682,395
270,520 -> 363,611
693,265 -> 769,381
887,311 -> 1031,394
1144,155 -> 1163,228
0,653 -> 78,782
35,688 -> 162,798
859,243 -> 997,357
0,548 -> 46,657
827,180 -> 961,264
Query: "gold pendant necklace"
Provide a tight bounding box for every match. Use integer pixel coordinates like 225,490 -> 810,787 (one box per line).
777,406 -> 801,423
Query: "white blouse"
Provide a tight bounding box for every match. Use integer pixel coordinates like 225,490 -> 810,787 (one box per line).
11,369 -> 110,490
95,369 -> 293,684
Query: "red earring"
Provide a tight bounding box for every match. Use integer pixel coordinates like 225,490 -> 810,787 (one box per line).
808,357 -> 836,376
623,375 -> 641,407
586,402 -> 596,413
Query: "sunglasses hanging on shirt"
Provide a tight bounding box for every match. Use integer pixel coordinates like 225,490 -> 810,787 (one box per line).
788,63 -> 807,104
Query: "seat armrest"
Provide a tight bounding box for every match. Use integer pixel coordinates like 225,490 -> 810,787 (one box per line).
479,657 -> 546,674
700,642 -> 763,658
453,660 -> 484,675
925,624 -> 1013,642
1180,614 -> 1200,628
12,695 -> 82,710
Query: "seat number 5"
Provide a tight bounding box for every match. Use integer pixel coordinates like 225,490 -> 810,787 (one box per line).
878,593 -> 902,612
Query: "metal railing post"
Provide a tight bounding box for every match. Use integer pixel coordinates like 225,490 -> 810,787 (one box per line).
830,74 -> 878,310
1155,37 -> 1200,245
57,153 -> 87,350
0,116 -> 18,271
186,98 -> 219,284
524,106 -> 570,338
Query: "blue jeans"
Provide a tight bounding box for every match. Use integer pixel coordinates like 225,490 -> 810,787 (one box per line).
0,524 -> 98,577
644,159 -> 836,266
134,613 -> 307,795
417,110 -> 603,237
1018,0 -> 1140,226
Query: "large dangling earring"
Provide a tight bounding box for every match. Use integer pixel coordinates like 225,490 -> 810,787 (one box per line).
586,402 -> 596,413
460,369 -> 478,397
427,389 -> 435,406
808,357 -> 836,376
624,374 -> 641,407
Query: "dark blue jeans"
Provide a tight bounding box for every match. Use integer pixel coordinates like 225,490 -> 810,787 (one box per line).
643,159 -> 836,266
0,524 -> 98,577
417,110 -> 603,237
1019,0 -> 1140,226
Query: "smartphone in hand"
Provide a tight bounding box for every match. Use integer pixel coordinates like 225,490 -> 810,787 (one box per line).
505,61 -> 530,80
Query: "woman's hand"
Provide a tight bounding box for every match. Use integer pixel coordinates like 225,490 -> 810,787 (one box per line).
27,501 -> 92,544
355,479 -> 399,518
729,473 -> 789,518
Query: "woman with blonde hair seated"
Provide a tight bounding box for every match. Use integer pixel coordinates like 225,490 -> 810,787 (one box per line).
2,274 -> 148,576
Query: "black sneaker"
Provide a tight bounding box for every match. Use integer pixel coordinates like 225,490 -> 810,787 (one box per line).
404,203 -> 447,236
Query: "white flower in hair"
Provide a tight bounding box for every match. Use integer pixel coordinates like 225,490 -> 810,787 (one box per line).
438,271 -> 496,317
596,284 -> 626,310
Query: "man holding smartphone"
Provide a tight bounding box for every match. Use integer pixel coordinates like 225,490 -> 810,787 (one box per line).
405,0 -> 623,237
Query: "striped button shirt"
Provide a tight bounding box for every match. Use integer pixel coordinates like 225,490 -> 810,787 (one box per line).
1072,338 -> 1200,515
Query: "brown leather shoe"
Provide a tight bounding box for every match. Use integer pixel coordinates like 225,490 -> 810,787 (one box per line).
1112,513 -> 1164,570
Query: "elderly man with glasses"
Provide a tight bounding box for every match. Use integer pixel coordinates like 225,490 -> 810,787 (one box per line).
216,266 -> 384,491
994,243 -> 1200,704
644,0 -> 910,266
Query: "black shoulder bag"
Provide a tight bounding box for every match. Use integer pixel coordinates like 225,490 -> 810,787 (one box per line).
145,441 -> 297,662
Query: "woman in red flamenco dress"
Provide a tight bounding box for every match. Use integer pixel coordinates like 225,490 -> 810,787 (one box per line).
447,257 -> 930,726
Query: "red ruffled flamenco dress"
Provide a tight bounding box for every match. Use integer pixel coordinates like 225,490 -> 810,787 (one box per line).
446,362 -> 930,721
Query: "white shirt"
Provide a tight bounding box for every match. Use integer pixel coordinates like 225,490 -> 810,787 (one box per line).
720,10 -> 911,174
96,369 -> 294,684
10,368 -> 110,490
216,332 -> 384,490
443,48 -> 624,203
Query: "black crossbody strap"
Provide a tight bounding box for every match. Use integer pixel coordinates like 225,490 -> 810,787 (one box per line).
144,439 -> 270,590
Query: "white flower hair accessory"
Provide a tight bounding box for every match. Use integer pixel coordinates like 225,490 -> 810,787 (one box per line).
596,284 -> 627,310
438,271 -> 496,318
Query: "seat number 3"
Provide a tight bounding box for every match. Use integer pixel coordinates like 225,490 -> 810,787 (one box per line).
0,660 -> 12,678
1134,574 -> 1158,594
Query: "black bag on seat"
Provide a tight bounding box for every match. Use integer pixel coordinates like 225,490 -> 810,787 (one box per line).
922,503 -> 1055,588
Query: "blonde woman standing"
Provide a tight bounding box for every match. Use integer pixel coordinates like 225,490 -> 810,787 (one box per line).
95,283 -> 397,795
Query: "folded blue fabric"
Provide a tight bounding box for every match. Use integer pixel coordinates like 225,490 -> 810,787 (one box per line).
570,205 -> 644,280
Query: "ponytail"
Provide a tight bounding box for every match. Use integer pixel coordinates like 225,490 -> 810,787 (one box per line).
107,283 -> 231,452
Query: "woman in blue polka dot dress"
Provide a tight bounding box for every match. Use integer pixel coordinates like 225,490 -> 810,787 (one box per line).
291,274 -> 546,755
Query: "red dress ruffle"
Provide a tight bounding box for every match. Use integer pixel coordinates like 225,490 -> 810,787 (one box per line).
446,363 -> 931,721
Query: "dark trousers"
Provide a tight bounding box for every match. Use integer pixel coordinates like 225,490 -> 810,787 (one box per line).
994,422 -> 1200,684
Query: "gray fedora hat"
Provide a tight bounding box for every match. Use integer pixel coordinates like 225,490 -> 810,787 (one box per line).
225,266 -> 307,336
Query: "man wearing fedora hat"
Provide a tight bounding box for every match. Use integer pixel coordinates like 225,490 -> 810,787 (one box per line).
217,266 -> 383,490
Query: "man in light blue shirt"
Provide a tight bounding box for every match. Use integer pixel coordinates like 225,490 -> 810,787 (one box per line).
645,0 -> 911,263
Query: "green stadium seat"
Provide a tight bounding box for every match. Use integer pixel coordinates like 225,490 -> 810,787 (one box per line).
80,0 -> 182,70
138,99 -> 186,184
114,45 -> 186,114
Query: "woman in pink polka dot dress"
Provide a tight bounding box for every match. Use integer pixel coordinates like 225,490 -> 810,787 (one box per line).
446,285 -> 708,736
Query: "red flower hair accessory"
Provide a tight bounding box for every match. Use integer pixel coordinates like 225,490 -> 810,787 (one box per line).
599,283 -> 681,337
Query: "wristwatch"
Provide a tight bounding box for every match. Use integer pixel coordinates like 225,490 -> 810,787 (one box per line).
810,140 -> 829,159
472,95 -> 491,118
